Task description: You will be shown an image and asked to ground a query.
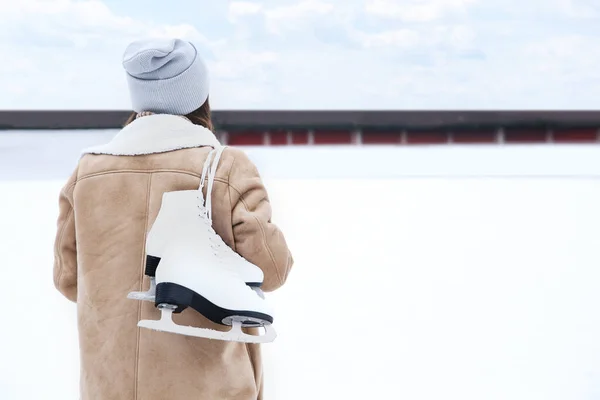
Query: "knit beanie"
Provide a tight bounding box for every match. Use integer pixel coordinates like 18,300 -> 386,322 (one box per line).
122,38 -> 209,115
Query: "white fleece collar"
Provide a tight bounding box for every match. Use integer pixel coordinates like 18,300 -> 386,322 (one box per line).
81,114 -> 221,156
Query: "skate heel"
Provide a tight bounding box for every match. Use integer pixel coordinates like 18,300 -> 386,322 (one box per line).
145,255 -> 161,276
155,282 -> 193,314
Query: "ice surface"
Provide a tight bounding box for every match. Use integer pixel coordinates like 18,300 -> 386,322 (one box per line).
261,178 -> 600,400
1,134 -> 600,399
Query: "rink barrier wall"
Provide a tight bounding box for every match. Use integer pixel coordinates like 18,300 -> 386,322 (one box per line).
1,110 -> 600,145
220,127 -> 600,146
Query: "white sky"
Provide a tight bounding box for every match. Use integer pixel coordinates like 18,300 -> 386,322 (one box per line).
1,0 -> 599,110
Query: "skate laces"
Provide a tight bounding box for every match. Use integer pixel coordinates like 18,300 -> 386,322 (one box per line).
198,147 -> 249,265
197,147 -> 251,271
199,145 -> 225,221
198,146 -> 226,257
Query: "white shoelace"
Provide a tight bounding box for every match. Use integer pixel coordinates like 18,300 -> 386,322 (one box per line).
199,146 -> 225,221
198,146 -> 226,256
198,147 -> 261,287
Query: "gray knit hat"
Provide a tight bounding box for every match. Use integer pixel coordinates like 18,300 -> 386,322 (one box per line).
122,38 -> 209,115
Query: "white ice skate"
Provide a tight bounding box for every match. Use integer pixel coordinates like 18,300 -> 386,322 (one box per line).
138,239 -> 276,343
127,148 -> 264,302
136,146 -> 276,344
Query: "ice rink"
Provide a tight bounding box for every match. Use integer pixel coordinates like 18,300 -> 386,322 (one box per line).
1,131 -> 600,399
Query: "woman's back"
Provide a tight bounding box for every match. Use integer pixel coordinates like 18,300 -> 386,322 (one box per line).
52,47 -> 293,398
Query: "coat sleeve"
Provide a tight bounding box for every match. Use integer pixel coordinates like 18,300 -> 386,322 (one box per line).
227,149 -> 293,292
53,170 -> 78,302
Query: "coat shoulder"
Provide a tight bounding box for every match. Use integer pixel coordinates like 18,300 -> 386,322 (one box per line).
221,147 -> 261,178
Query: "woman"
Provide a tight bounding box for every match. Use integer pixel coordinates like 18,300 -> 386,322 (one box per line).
52,38 -> 293,400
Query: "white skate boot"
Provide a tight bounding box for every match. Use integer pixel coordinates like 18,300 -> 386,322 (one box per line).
136,145 -> 277,343
127,148 -> 264,302
126,194 -> 265,302
138,238 -> 276,343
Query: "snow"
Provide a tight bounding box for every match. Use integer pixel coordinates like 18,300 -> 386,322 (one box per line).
1,133 -> 600,399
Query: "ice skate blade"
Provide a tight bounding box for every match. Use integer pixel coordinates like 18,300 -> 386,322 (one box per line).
252,287 -> 265,299
127,278 -> 156,301
127,291 -> 155,302
138,308 -> 277,344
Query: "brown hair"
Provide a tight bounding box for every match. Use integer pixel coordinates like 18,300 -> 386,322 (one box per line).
124,97 -> 214,131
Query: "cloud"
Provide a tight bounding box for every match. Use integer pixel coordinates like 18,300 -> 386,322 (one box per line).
554,0 -> 599,18
230,1 -> 264,15
365,0 -> 478,22
209,49 -> 279,80
228,1 -> 264,22
0,0 -> 209,49
351,24 -> 476,53
1,0 -> 599,110
265,0 -> 335,19
0,0 -> 212,109
354,29 -> 421,48
263,0 -> 335,34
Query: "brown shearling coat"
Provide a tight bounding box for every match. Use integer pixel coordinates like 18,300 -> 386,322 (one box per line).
52,114 -> 293,400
